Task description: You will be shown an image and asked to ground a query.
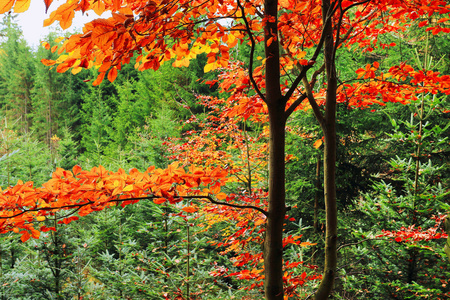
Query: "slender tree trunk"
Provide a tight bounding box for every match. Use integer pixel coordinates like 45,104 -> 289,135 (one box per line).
314,153 -> 321,233
313,153 -> 321,263
52,220 -> 62,300
186,220 -> 190,299
264,104 -> 286,300
314,0 -> 338,297
263,0 -> 285,298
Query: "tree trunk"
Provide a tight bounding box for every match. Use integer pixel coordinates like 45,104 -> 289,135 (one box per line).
263,0 -> 285,298
314,0 -> 338,297
264,104 -> 286,300
312,153 -> 321,264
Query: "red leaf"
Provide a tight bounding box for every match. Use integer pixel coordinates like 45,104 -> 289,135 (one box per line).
44,0 -> 53,13
418,20 -> 428,27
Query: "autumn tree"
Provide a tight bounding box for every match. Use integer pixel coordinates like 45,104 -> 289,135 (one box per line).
1,0 -> 450,299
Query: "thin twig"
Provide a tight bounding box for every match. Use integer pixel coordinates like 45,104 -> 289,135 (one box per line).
236,0 -> 266,102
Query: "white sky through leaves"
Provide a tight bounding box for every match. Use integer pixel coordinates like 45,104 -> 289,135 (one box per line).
14,1 -> 109,48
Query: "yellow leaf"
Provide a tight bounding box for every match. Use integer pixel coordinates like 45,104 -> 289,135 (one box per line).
55,54 -> 68,63
122,185 -> 133,192
204,63 -> 215,73
71,67 -> 82,75
36,216 -> 46,222
227,33 -> 237,48
13,0 -> 30,13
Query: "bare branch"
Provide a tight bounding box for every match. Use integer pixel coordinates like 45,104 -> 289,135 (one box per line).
284,63 -> 325,122
302,66 -> 326,126
284,94 -> 308,120
337,237 -> 386,252
203,195 -> 268,216
236,0 -> 266,102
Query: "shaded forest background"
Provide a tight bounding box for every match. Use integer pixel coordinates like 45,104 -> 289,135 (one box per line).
0,13 -> 449,299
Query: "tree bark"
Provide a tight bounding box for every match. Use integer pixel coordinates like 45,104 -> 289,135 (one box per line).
314,0 -> 338,297
264,104 -> 286,300
263,0 -> 285,298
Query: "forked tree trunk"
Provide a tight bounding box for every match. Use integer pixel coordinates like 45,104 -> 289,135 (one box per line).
262,0 -> 338,297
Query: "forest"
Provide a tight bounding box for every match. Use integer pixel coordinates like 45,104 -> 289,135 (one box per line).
0,0 -> 449,299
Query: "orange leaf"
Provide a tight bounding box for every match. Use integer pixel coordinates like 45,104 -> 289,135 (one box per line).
216,192 -> 227,200
0,0 -> 15,14
254,218 -> 265,226
92,0 -> 106,15
72,165 -> 82,175
93,72 -> 106,86
42,42 -> 50,50
41,59 -> 56,66
210,184 -> 221,194
31,229 -> 40,239
355,68 -> 365,79
43,2 -> 77,29
153,197 -> 166,204
182,206 -> 198,213
20,231 -> 30,243
108,67 -> 118,83
313,139 -> 323,149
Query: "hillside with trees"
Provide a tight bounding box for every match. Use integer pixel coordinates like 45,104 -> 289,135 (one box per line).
0,0 -> 448,299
